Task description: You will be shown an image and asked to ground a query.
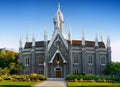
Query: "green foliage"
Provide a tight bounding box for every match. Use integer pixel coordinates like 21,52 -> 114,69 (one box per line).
0,68 -> 9,75
0,51 -> 23,75
104,62 -> 120,75
0,77 -> 3,81
65,74 -> 119,82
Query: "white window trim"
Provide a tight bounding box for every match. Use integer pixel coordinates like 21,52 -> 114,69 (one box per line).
24,56 -> 30,66
73,54 -> 79,64
38,55 -> 44,65
100,55 -> 106,65
88,55 -> 93,65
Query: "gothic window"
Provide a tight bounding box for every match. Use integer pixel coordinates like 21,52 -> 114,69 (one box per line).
25,56 -> 30,66
38,56 -> 43,65
88,55 -> 93,65
101,56 -> 106,65
74,55 -> 79,64
88,68 -> 93,74
73,68 -> 79,74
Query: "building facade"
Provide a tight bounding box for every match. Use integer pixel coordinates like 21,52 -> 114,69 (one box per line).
19,4 -> 111,78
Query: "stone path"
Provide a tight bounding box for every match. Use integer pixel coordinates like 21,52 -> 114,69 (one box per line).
33,78 -> 67,87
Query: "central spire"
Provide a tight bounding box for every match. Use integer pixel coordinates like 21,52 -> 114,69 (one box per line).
58,2 -> 60,10
53,2 -> 66,38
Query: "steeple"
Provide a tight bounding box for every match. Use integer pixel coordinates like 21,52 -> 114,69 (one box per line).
82,29 -> 85,45
53,2 -> 66,38
44,27 -> 48,41
95,34 -> 98,47
26,32 -> 29,42
68,25 -> 72,43
106,35 -> 110,47
19,34 -> 23,48
32,33 -> 35,46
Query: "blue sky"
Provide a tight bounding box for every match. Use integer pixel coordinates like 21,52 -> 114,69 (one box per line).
0,0 -> 120,62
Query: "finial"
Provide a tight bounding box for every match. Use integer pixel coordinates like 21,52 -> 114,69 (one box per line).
19,34 -> 23,48
44,26 -> 48,41
100,33 -> 103,42
32,33 -> 35,46
68,24 -> 72,42
95,33 -> 98,46
58,2 -> 60,10
82,28 -> 85,45
26,32 -> 29,42
107,35 -> 110,47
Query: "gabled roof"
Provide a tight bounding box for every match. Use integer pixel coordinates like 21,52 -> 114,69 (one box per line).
49,50 -> 67,63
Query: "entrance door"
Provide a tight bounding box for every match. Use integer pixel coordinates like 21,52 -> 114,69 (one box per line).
56,70 -> 61,77
55,68 -> 61,78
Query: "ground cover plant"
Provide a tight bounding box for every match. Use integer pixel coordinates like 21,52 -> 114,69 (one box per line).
0,80 -> 39,87
66,74 -> 120,87
0,73 -> 46,87
67,82 -> 120,87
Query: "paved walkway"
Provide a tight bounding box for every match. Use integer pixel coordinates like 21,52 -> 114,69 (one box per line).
33,78 -> 67,87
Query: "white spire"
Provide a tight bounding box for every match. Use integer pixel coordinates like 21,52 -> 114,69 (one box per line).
44,26 -> 48,41
32,33 -> 35,46
82,29 -> 85,45
106,35 -> 111,47
26,32 -> 29,42
95,34 -> 98,46
68,25 -> 72,42
100,33 -> 103,42
58,2 -> 60,10
19,34 -> 23,48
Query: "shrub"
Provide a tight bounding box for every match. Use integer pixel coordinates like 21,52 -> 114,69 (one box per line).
0,77 -> 3,81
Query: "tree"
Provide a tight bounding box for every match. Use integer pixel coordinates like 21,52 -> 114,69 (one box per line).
105,62 -> 120,75
0,50 -> 23,75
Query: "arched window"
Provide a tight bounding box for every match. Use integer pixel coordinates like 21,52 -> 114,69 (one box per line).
88,68 -> 93,74
74,55 -> 79,64
25,56 -> 30,66
73,68 -> 79,74
38,56 -> 43,65
101,56 -> 106,65
88,55 -> 93,65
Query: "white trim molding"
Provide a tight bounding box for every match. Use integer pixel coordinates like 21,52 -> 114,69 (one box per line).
49,50 -> 67,63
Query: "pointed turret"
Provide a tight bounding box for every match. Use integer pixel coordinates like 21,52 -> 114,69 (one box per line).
26,33 -> 29,42
106,35 -> 110,47
68,25 -> 72,43
32,33 -> 35,46
44,27 -> 48,42
82,29 -> 85,46
19,35 -> 23,48
95,34 -> 98,47
100,33 -> 103,42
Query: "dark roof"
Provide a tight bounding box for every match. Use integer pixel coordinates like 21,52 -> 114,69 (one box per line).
67,40 -> 105,48
24,40 -> 105,49
24,41 -> 44,49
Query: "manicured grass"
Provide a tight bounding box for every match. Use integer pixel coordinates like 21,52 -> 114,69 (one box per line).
67,82 -> 120,87
0,80 -> 40,87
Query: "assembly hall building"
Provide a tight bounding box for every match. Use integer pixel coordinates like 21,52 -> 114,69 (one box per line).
19,4 -> 111,78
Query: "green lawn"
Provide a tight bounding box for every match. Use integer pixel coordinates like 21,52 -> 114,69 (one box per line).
67,82 -> 120,87
0,80 -> 40,87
